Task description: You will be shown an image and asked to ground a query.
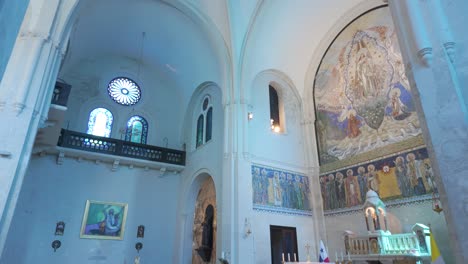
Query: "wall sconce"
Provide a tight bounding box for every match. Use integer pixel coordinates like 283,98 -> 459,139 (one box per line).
270,119 -> 280,133
137,225 -> 145,238
51,221 -> 65,252
248,112 -> 253,121
244,218 -> 252,237
432,191 -> 443,213
135,242 -> 143,253
51,240 -> 61,252
55,221 -> 65,236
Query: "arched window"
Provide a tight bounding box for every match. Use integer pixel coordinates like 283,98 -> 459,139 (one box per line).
269,85 -> 280,132
125,115 -> 148,144
87,108 -> 113,137
196,115 -> 204,148
195,96 -> 213,148
206,107 -> 213,142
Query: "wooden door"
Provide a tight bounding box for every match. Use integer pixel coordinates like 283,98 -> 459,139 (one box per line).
270,225 -> 298,264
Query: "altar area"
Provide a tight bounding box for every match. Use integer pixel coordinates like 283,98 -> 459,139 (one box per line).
338,191 -> 433,264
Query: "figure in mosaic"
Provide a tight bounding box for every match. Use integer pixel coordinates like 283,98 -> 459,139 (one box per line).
345,169 -> 361,207
335,172 -> 346,208
356,166 -> 368,203
326,174 -> 338,210
406,153 -> 426,195
424,162 -> 436,192
273,172 -> 282,206
320,176 -> 328,210
366,164 -> 380,195
394,156 -> 412,197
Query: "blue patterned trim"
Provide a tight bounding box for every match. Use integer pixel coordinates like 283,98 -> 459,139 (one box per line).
253,204 -> 313,216
324,194 -> 432,216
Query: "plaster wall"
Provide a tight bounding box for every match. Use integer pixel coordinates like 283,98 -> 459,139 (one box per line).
175,83 -> 224,263
248,71 -> 305,167
241,0 -> 364,100
60,55 -> 184,149
252,212 -> 316,264
1,155 -> 181,264
324,202 -> 452,263
0,0 -> 29,80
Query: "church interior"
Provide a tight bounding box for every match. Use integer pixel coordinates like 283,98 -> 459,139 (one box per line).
0,0 -> 467,263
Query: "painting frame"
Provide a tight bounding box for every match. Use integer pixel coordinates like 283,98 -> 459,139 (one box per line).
80,200 -> 128,240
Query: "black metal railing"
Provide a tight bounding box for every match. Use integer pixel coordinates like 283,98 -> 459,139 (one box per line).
57,129 -> 185,165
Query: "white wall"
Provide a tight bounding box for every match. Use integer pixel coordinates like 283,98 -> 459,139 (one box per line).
60,55 -> 184,149
175,82 -> 225,263
0,0 -> 29,80
248,71 -> 305,167
1,155 -> 181,264
252,212 -> 317,263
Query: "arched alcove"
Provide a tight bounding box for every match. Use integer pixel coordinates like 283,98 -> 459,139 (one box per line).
178,173 -> 217,264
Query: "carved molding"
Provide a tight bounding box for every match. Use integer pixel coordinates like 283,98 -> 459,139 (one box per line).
112,160 -> 120,171
56,152 -> 65,165
159,167 -> 167,178
443,42 -> 456,63
417,47 -> 433,67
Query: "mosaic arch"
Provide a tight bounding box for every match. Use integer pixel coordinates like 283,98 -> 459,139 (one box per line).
313,6 -> 431,212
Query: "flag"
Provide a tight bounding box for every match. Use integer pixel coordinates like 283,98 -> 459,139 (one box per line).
430,233 -> 445,264
318,240 -> 330,263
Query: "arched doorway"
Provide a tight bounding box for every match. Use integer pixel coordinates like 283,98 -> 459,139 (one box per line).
191,176 -> 217,264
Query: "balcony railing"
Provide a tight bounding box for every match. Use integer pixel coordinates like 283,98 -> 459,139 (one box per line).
57,129 -> 185,166
347,232 -> 427,257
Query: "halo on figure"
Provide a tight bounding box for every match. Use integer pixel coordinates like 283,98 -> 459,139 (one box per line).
348,109 -> 357,117
390,87 -> 401,97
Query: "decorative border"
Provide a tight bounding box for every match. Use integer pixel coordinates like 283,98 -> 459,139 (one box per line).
324,194 -> 432,217
319,137 -> 425,174
320,145 -> 427,175
253,204 -> 313,216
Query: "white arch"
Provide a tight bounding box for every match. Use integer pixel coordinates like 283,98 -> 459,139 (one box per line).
182,81 -> 223,152
174,168 -> 219,264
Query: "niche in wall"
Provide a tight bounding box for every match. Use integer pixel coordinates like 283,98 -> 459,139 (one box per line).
192,177 -> 217,264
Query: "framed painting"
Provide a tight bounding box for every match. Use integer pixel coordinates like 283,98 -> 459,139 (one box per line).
80,200 -> 128,240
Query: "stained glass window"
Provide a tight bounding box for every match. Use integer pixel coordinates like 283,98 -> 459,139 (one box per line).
108,77 -> 141,106
87,108 -> 113,137
195,96 -> 213,148
205,107 -> 212,142
269,85 -> 280,129
196,115 -> 204,148
125,115 -> 148,144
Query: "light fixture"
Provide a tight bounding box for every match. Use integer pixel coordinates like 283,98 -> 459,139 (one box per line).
244,218 -> 252,237
248,112 -> 253,120
432,190 -> 443,213
270,119 -> 280,133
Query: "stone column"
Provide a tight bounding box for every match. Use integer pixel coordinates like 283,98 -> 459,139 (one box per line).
220,99 -> 237,264
301,117 -> 325,259
388,0 -> 468,263
0,0 -> 68,257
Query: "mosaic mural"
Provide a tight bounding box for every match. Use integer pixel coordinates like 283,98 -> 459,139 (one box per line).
252,164 -> 312,215
314,6 -> 422,167
320,147 -> 436,211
